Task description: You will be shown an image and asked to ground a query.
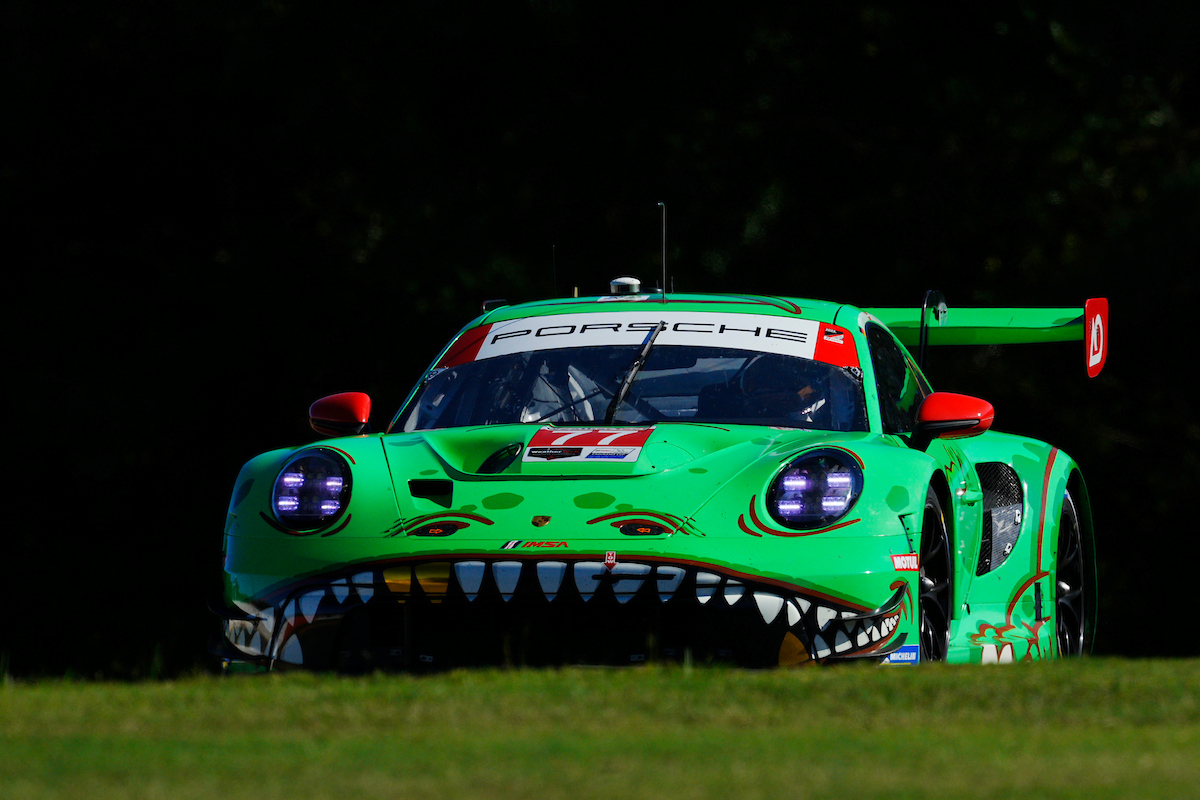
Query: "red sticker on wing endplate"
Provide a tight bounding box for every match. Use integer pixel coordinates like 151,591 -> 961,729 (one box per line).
1085,298 -> 1108,378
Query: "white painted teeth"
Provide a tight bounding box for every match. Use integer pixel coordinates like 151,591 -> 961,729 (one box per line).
331,578 -> 350,604
814,635 -> 831,658
786,599 -> 802,628
724,579 -> 744,606
283,600 -> 297,629
574,562 -> 605,602
352,572 -> 374,602
252,561 -> 909,668
982,643 -> 1014,664
492,561 -> 522,601
279,636 -> 303,665
816,605 -> 837,631
656,566 -> 684,601
611,564 -> 651,605
299,591 -> 322,623
455,561 -> 485,601
755,593 -> 783,624
537,561 -> 567,601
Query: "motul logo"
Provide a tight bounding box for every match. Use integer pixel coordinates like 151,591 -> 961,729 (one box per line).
892,554 -> 919,571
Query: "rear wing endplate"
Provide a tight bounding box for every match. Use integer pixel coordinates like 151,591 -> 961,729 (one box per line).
865,295 -> 1108,377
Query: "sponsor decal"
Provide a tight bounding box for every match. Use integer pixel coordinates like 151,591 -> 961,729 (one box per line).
523,427 -> 655,463
463,312 -> 840,364
880,644 -> 920,665
812,322 -> 859,369
526,447 -> 583,461
604,551 -> 617,570
502,540 -> 568,549
891,553 -> 919,571
412,522 -> 458,537
587,447 -> 636,459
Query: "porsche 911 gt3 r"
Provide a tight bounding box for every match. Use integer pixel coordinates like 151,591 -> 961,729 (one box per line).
214,283 -> 1107,671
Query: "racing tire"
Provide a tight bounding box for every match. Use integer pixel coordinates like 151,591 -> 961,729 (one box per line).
1055,490 -> 1087,657
918,486 -> 952,662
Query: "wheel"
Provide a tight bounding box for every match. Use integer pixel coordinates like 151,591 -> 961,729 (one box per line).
919,486 -> 952,661
1055,490 -> 1087,657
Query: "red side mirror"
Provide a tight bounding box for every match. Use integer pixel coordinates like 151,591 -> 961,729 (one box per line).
310,392 -> 371,438
916,392 -> 994,439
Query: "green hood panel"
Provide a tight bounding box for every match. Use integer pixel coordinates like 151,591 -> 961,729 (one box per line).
403,422 -> 755,477
379,424 -> 917,542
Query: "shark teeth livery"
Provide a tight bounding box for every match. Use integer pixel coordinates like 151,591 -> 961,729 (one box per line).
224,558 -> 913,669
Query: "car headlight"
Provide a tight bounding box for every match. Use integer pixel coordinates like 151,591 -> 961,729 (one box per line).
272,449 -> 352,531
767,448 -> 863,530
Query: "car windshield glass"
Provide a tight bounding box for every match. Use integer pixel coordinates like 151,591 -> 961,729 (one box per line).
398,344 -> 867,432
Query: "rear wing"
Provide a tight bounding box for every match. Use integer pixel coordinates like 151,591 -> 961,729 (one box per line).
865,294 -> 1108,377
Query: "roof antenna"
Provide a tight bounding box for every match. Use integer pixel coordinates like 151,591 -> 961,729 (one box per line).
659,202 -> 667,305
552,244 -> 557,298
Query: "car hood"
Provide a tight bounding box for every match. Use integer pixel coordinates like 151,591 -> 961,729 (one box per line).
380,423 -> 875,540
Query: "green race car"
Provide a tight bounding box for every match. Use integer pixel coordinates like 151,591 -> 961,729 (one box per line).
215,283 -> 1108,670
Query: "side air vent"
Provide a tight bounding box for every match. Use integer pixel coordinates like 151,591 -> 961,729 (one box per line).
409,479 -> 453,500
975,462 -> 1024,576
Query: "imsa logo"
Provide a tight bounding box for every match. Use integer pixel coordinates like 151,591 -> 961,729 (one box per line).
502,541 -> 568,549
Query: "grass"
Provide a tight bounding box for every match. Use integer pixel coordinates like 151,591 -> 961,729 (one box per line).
2,658 -> 1197,799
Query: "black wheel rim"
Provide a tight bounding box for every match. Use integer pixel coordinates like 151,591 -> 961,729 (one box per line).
919,490 -> 952,661
1055,492 -> 1086,657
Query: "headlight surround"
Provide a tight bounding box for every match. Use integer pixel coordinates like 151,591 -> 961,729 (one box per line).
272,449 -> 352,531
767,448 -> 863,530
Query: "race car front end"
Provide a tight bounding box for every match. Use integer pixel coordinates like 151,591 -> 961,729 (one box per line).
214,423 -> 930,672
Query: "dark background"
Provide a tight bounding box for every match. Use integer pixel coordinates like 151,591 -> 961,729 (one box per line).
7,1 -> 1198,677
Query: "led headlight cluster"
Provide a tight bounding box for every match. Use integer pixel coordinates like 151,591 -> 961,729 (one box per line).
767,448 -> 862,530
272,449 -> 351,531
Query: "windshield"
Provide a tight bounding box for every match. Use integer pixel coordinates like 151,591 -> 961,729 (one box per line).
398,343 -> 867,432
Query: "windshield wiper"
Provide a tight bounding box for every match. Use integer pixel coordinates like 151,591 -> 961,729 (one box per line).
604,321 -> 665,425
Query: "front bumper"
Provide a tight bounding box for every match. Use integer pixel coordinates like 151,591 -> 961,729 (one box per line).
214,552 -> 916,671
